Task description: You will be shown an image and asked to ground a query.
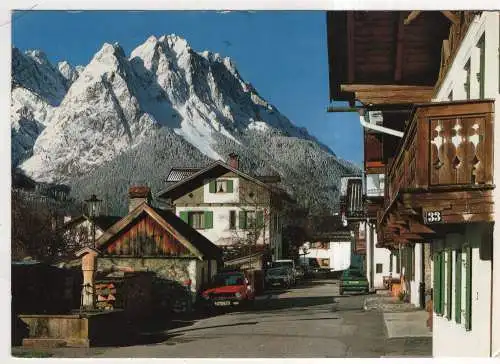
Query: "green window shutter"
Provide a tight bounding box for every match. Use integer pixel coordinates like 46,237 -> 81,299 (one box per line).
465,246 -> 472,331
226,180 -> 233,193
446,250 -> 453,320
433,253 -> 439,313
209,180 -> 216,193
229,210 -> 236,229
439,252 -> 445,315
204,211 -> 213,229
256,210 -> 264,228
239,211 -> 246,229
179,211 -> 188,223
455,249 -> 462,324
434,252 -> 443,315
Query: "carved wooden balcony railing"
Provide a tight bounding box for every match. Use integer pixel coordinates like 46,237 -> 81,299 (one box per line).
379,100 -> 494,241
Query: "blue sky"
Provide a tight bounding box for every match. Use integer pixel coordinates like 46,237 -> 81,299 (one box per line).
11,10 -> 362,166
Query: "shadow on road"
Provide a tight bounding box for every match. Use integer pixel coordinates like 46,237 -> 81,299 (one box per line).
297,280 -> 337,289
133,321 -> 259,346
249,295 -> 338,312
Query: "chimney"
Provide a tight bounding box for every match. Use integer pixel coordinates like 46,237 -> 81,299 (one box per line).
228,153 -> 239,170
128,186 -> 152,212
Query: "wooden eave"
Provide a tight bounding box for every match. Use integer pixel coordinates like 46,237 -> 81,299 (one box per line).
327,11 -> 451,105
341,84 -> 434,105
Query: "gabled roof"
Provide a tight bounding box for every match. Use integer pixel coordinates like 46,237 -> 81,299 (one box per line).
166,167 -> 203,182
157,160 -> 282,201
95,203 -> 221,260
62,215 -> 122,232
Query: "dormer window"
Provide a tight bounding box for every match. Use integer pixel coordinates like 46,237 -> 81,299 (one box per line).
209,179 -> 234,194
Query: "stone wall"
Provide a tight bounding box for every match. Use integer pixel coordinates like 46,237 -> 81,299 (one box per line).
97,257 -> 199,313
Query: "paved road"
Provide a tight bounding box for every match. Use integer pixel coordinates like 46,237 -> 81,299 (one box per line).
13,278 -> 431,358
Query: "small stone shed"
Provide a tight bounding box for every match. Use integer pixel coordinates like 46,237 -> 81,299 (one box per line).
93,187 -> 222,310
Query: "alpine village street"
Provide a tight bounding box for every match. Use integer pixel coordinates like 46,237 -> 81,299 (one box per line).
12,277 -> 431,358
11,9 -> 500,360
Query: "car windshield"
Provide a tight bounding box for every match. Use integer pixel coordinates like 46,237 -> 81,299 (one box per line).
345,270 -> 365,278
267,267 -> 288,275
212,273 -> 245,286
271,261 -> 293,269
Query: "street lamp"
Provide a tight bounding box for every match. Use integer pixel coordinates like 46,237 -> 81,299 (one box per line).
301,246 -> 309,265
84,194 -> 102,248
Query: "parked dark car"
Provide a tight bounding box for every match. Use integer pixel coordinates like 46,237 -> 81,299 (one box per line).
200,271 -> 254,310
339,269 -> 369,295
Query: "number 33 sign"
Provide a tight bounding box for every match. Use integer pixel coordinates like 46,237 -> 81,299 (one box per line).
425,211 -> 442,224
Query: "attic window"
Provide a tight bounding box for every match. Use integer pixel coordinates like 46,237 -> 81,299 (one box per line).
209,179 -> 233,194
217,181 -> 226,193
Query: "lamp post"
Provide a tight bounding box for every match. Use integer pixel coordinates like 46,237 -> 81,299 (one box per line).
301,246 -> 309,266
84,194 -> 102,248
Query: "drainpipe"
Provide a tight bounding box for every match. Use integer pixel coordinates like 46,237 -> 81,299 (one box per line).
490,250 -> 494,357
369,221 -> 375,291
326,106 -> 405,138
359,114 -> 404,138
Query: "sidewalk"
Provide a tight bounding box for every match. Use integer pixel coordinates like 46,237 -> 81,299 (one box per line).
364,290 -> 431,338
364,290 -> 432,357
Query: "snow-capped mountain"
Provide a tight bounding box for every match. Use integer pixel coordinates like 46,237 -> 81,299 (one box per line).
12,35 -> 359,214
11,48 -> 81,166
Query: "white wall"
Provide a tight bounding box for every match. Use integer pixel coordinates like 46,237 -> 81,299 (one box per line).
390,253 -> 401,279
373,244 -> 391,289
63,219 -> 105,246
176,205 -> 271,246
365,221 -> 391,289
433,246 -> 492,357
301,241 -> 351,271
409,243 -> 424,307
433,11 -> 499,357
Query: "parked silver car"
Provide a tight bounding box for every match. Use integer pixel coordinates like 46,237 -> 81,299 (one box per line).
265,267 -> 293,288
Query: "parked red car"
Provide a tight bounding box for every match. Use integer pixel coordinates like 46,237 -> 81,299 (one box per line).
200,270 -> 255,310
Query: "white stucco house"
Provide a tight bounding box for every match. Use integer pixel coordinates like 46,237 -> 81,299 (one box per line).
156,154 -> 291,262
428,11 -> 499,357
362,221 -> 391,290
60,213 -> 122,249
300,227 -> 353,273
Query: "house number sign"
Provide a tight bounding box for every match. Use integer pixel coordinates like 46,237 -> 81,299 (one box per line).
424,211 -> 442,224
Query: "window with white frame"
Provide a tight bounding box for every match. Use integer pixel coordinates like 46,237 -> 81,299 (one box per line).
476,34 -> 485,99
464,59 -> 471,100
189,211 -> 205,229
208,179 -> 234,194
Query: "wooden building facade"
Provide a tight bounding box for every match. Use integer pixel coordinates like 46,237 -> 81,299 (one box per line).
327,11 -> 500,357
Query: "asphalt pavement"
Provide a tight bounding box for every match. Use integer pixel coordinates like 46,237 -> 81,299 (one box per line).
12,278 -> 431,358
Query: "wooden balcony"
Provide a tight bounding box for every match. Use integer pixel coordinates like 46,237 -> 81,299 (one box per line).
379,100 -> 494,243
